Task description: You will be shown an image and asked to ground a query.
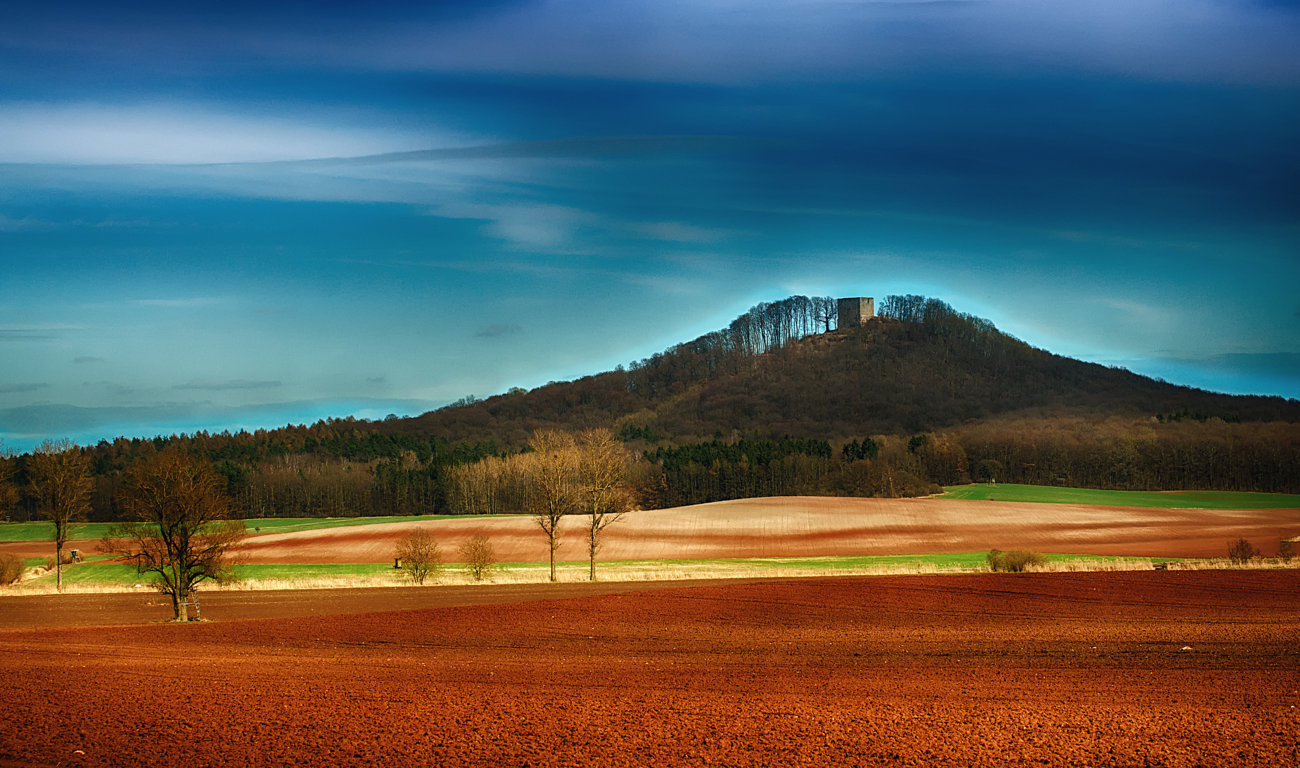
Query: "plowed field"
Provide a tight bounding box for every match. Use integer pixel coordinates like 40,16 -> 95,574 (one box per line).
1,570 -> 1297,767
228,497 -> 1300,563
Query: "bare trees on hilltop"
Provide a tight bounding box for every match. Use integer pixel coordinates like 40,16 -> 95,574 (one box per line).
623,295 -> 838,397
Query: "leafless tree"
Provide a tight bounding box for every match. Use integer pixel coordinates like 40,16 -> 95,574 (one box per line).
527,429 -> 578,581
577,428 -> 633,581
0,552 -> 24,585
105,450 -> 245,621
395,528 -> 442,585
28,439 -> 92,591
459,534 -> 498,581
1227,537 -> 1259,564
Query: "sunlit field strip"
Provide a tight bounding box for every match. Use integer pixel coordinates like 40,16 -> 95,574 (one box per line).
939,484 -> 1300,508
7,552 -> 1199,594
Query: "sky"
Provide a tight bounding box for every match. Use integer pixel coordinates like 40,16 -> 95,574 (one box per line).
1,0 -> 1298,452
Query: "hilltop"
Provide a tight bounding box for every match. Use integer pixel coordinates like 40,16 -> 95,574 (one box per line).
385,295 -> 1300,445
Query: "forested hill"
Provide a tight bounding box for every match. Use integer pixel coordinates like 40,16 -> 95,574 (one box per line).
6,295 -> 1298,522
387,295 -> 1300,447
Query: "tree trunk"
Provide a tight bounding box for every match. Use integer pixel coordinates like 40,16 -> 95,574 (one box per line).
55,541 -> 62,592
548,528 -> 558,582
171,590 -> 184,622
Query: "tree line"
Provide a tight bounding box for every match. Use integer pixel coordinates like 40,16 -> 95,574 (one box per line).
1,426 -> 505,522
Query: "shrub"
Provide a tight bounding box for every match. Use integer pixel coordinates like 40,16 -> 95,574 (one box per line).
987,549 -> 1046,573
1227,538 -> 1259,564
1280,538 -> 1295,563
459,534 -> 498,582
395,529 -> 442,585
0,552 -> 25,585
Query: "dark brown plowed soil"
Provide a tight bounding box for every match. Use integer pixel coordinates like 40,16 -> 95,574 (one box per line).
1,571 -> 1297,767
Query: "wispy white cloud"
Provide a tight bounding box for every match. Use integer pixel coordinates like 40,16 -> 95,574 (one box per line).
435,202 -> 602,253
132,297 -> 228,309
0,102 -> 428,165
1097,298 -> 1179,331
173,380 -> 282,391
0,325 -> 82,341
0,213 -> 59,231
627,221 -> 734,244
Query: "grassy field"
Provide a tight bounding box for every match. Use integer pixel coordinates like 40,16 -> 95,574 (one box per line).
0,514 -> 488,542
940,484 -> 1300,509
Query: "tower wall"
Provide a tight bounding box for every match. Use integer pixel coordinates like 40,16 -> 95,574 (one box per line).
837,297 -> 875,328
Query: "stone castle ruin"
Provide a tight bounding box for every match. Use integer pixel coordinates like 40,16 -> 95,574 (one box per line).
837,297 -> 875,328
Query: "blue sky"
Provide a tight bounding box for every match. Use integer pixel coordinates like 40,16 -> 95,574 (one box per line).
2,0 -> 1298,451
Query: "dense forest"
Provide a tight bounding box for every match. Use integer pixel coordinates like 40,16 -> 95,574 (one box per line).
3,295 -> 1298,522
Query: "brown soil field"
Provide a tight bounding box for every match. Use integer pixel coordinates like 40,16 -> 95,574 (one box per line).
228,496 -> 1300,562
5,497 -> 1295,565
1,570 -> 1297,767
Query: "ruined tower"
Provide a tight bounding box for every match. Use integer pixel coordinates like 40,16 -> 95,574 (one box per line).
837,297 -> 875,328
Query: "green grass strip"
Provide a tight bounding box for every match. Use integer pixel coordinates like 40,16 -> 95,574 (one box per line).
21,552 -> 1159,587
0,513 -> 511,542
24,562 -> 144,586
940,483 -> 1300,509
232,563 -> 395,580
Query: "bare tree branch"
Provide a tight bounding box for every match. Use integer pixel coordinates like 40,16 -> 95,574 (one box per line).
104,450 -> 245,621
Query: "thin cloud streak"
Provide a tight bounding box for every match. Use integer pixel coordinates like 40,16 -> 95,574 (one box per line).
172,380 -> 283,392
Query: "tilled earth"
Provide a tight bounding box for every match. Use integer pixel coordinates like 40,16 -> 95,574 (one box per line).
1,570 -> 1297,767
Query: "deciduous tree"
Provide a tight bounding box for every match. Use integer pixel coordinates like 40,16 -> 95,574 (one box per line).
0,552 -> 23,585
395,528 -> 442,585
459,534 -> 497,581
106,450 -> 245,621
577,428 -> 632,581
527,429 -> 578,581
28,439 -> 92,591
1227,537 -> 1259,564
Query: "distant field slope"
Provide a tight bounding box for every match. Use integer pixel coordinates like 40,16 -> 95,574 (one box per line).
940,484 -> 1300,509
